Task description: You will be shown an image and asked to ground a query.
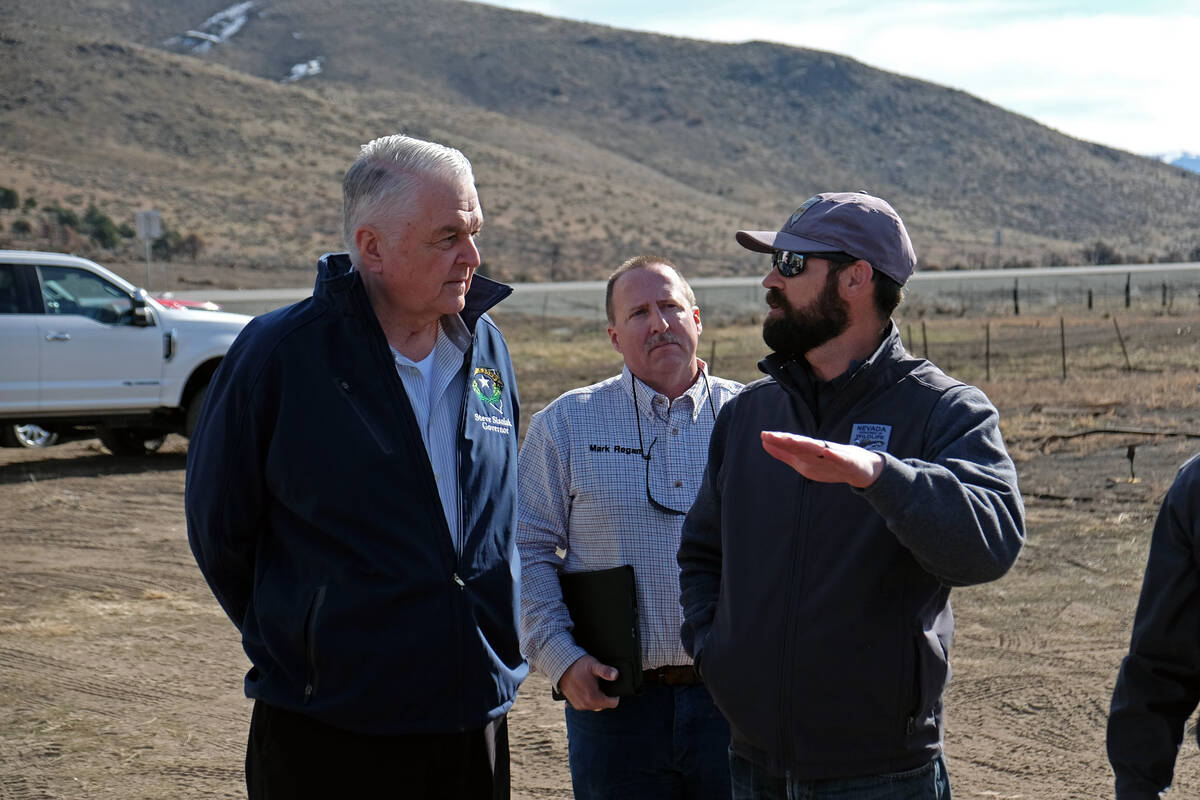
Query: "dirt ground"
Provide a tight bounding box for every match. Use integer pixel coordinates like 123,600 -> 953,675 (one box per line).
3,326 -> 1200,798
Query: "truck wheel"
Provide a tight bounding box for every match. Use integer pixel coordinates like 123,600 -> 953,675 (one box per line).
98,426 -> 166,456
185,382 -> 210,439
2,424 -> 61,448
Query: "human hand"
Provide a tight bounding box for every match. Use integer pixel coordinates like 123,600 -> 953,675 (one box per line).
558,655 -> 621,712
760,431 -> 884,489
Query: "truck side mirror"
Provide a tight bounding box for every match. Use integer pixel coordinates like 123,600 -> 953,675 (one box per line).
131,290 -> 153,327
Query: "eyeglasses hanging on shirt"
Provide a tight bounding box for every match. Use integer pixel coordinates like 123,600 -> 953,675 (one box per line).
632,373 -> 719,516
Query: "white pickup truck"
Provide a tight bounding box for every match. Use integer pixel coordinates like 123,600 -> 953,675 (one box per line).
0,250 -> 252,455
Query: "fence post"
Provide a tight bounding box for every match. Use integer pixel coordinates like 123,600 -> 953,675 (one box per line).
985,321 -> 991,381
921,320 -> 929,359
1125,273 -> 1131,308
1087,288 -> 1093,311
1059,316 -> 1067,380
1012,279 -> 1020,316
1112,317 -> 1132,371
1162,281 -> 1168,308
709,340 -> 717,374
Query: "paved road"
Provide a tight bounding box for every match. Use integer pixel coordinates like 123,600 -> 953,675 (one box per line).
178,262 -> 1200,319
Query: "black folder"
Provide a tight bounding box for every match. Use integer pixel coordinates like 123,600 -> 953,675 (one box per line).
558,564 -> 643,697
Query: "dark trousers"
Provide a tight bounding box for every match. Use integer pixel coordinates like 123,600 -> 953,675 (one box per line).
246,699 -> 510,799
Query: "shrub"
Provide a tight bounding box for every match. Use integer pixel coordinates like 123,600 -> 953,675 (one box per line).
152,229 -> 182,260
180,233 -> 204,261
1082,240 -> 1120,265
0,187 -> 17,211
83,204 -> 121,249
46,205 -> 80,229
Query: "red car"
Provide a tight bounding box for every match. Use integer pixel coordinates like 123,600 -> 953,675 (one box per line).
155,293 -> 223,312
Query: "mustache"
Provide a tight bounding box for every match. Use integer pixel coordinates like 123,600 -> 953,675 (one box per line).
765,287 -> 789,310
645,332 -> 680,349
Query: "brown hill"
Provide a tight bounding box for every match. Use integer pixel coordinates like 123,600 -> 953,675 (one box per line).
1,0 -> 1197,287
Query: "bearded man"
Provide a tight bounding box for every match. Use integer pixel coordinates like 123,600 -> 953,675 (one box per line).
677,191 -> 1026,800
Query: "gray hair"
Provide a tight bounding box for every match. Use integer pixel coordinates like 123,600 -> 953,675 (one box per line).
342,134 -> 475,264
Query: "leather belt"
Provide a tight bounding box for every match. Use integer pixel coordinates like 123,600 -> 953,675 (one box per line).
642,665 -> 702,686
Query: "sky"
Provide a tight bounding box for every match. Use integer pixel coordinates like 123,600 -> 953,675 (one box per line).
480,0 -> 1200,158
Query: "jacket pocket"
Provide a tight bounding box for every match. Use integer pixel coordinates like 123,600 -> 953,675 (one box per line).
907,628 -> 948,736
335,377 -> 394,454
303,585 -> 327,704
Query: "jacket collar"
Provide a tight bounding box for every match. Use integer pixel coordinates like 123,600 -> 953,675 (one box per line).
760,320 -> 904,390
314,252 -> 513,329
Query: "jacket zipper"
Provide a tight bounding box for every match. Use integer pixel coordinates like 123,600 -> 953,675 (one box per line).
777,475 -> 810,762
451,347 -> 475,724
453,351 -> 472,562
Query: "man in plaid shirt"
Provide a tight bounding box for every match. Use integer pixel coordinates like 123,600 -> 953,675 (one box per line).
517,256 -> 742,800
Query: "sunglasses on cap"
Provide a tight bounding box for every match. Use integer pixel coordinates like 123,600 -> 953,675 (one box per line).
771,250 -> 858,278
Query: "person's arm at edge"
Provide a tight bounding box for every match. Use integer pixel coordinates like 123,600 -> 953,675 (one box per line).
184,326 -> 273,629
857,384 -> 1026,586
516,407 -> 589,688
1107,456 -> 1200,799
678,399 -> 732,674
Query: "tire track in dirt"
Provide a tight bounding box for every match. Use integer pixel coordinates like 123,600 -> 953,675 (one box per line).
0,774 -> 56,800
0,645 -> 243,715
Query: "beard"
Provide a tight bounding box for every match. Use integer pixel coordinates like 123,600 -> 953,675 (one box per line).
762,272 -> 849,358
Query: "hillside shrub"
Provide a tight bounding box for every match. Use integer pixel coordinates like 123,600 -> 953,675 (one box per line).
151,226 -> 204,261
83,204 -> 121,249
0,187 -> 17,211
46,205 -> 80,229
1082,240 -> 1120,265
179,233 -> 204,261
152,229 -> 182,260
11,219 -> 31,234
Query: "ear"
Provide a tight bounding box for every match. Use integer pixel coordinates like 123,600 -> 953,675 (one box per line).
841,260 -> 874,297
692,306 -> 703,337
355,225 -> 385,274
608,323 -> 623,355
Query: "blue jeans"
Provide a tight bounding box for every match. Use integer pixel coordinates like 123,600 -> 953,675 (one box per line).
565,682 -> 731,800
729,750 -> 951,800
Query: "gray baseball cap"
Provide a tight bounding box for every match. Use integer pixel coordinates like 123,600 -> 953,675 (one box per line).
736,191 -> 917,285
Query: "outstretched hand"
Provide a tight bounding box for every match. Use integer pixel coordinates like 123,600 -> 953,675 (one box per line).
760,431 -> 884,489
558,654 -> 621,712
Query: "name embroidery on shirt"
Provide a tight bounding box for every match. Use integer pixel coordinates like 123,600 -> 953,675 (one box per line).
850,423 -> 892,452
587,443 -> 643,455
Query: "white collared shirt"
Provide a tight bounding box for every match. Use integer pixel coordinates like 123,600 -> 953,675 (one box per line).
391,314 -> 472,549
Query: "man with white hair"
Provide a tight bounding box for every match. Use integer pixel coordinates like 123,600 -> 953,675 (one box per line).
187,134 -> 525,798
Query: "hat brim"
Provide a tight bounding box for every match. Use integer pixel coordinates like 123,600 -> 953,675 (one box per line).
736,230 -> 844,255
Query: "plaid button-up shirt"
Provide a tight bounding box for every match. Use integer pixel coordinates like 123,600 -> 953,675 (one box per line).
517,363 -> 741,684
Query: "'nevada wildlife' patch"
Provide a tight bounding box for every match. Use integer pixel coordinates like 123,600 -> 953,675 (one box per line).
850,423 -> 891,452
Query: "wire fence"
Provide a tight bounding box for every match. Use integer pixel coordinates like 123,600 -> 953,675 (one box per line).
896,313 -> 1198,384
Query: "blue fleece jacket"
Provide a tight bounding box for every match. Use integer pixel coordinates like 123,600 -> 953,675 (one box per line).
186,253 -> 527,735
